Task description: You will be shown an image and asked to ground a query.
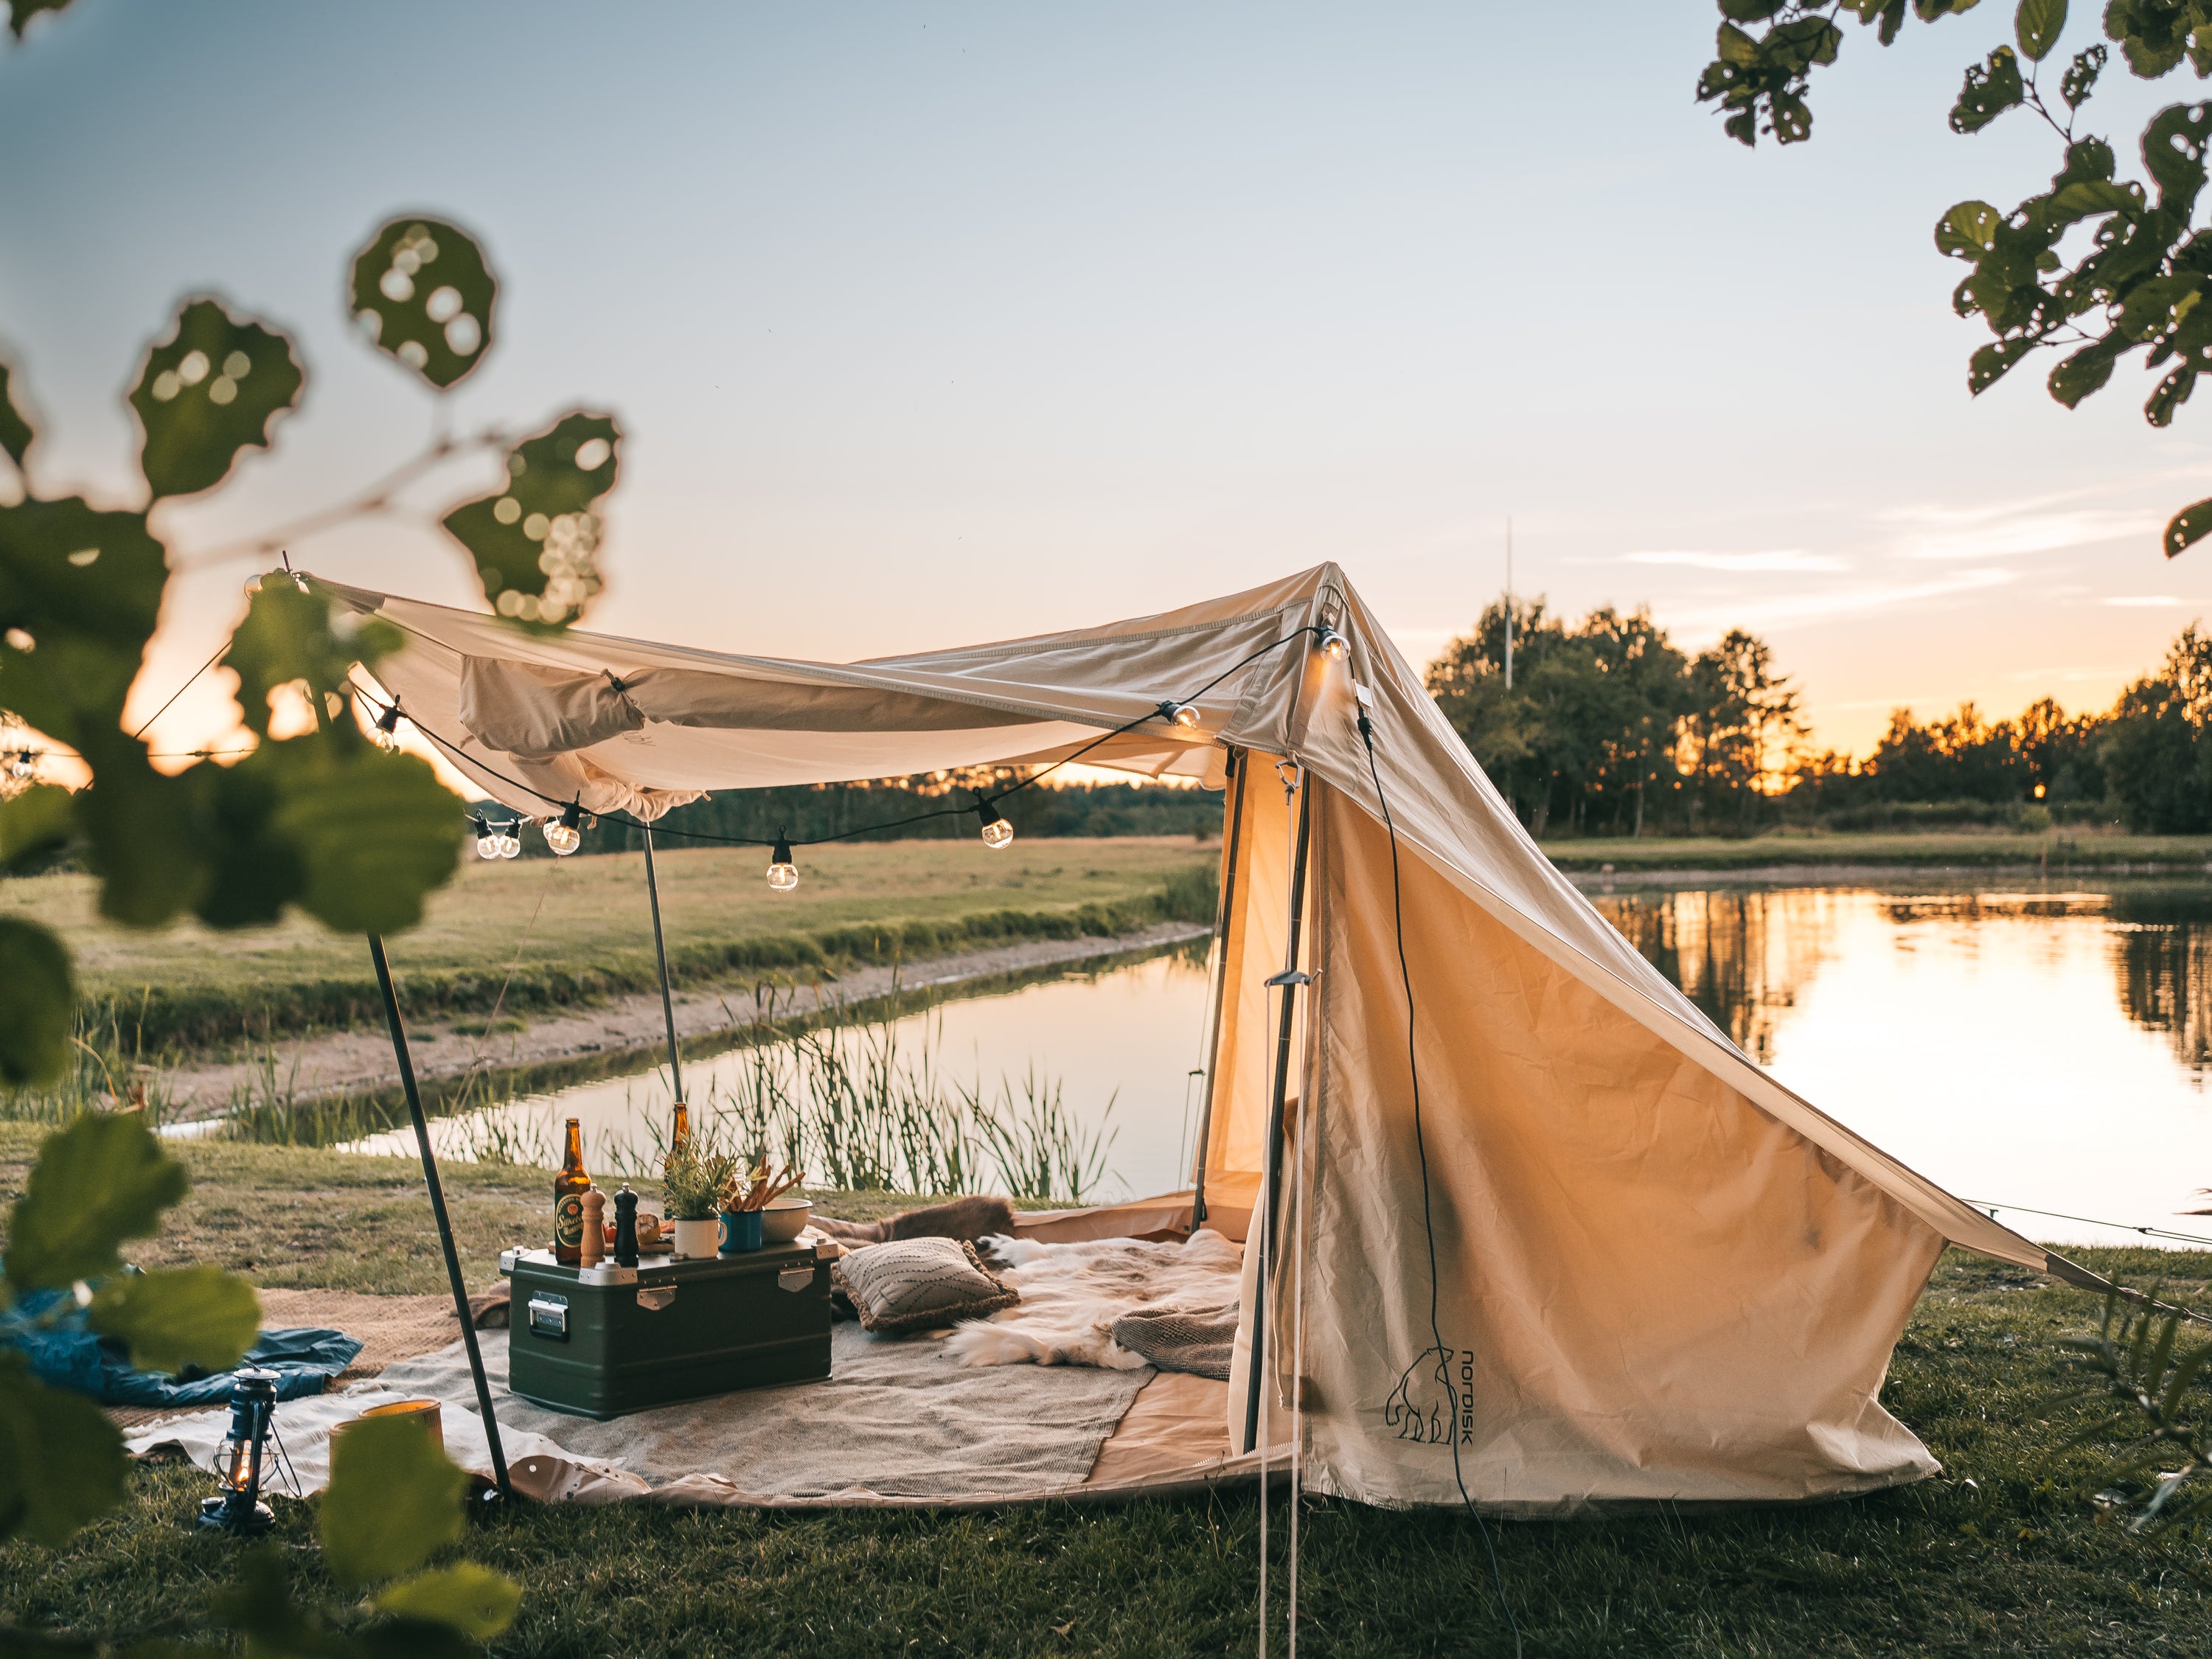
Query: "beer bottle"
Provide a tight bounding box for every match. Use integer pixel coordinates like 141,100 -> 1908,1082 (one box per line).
554,1117 -> 591,1265
669,1101 -> 690,1158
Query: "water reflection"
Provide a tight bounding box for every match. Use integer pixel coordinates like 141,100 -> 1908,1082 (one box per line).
1590,888 -> 1834,1063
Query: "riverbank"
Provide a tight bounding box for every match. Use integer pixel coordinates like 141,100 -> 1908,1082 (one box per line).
1540,830 -> 2212,875
2,1124 -> 2204,1656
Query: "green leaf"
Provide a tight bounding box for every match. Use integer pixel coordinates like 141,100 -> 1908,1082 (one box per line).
2143,102 -> 2212,215
0,362 -> 32,470
1968,337 -> 2037,393
6,0 -> 76,41
0,498 -> 167,749
2060,41 -> 2106,105
0,1351 -> 126,1545
319,1413 -> 466,1587
0,917 -> 72,1087
441,410 -> 619,630
90,1267 -> 258,1375
2049,178 -> 2143,227
0,782 -> 72,872
206,1549 -> 335,1654
349,217 -> 496,392
375,1563 -> 522,1641
1935,199 -> 2002,257
2016,0 -> 2065,60
72,745 -> 209,928
181,748 -> 301,931
1717,0 -> 1787,18
3,1110 -> 186,1292
222,578 -> 401,741
1952,45 -> 2025,133
2048,336 -> 2123,405
2146,363 -> 2199,425
128,299 -> 303,501
2165,494 -> 2212,556
1715,20 -> 1761,67
266,741 -> 462,935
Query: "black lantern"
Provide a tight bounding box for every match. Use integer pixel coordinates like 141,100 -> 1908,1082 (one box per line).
197,1368 -> 280,1534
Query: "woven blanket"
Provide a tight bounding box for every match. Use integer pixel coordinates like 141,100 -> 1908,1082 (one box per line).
1109,1304 -> 1237,1380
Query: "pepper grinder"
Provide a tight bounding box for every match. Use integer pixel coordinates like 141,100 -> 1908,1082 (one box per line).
579,1188 -> 605,1268
613,1186 -> 639,1268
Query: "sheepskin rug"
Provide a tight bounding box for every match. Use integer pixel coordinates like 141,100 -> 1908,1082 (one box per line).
948,1229 -> 1245,1370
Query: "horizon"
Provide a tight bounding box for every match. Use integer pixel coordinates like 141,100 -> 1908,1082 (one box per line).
8,1 -> 2212,770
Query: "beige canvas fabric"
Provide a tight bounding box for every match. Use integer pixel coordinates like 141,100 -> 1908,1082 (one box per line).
325,562 -> 2059,1509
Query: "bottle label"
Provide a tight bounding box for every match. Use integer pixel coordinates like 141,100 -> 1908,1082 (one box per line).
554,1192 -> 585,1251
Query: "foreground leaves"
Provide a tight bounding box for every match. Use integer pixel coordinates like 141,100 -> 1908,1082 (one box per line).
319,1415 -> 467,1587
128,298 -> 304,501
375,1563 -> 524,1641
349,216 -> 495,391
0,917 -> 71,1086
2,1112 -> 185,1293
89,1267 -> 259,1377
442,411 -> 619,628
0,1350 -> 125,1547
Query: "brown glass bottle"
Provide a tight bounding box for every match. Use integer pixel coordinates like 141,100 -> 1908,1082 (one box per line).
553,1118 -> 591,1265
669,1102 -> 690,1158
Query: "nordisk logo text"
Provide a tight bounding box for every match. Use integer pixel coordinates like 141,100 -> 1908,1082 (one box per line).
1382,1344 -> 1475,1447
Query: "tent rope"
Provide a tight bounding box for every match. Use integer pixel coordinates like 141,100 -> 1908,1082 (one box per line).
1359,710 -> 1522,1659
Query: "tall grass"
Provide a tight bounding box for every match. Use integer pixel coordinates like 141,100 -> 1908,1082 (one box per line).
0,1000 -> 173,1126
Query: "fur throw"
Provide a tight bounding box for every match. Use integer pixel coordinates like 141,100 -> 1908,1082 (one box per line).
946,1229 -> 1244,1371
814,1194 -> 1016,1246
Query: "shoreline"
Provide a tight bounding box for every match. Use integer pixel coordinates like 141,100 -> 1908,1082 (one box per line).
161,921 -> 1211,1124
1563,860 -> 2212,888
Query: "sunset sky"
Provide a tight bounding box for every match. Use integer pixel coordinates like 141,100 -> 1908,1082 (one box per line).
7,1 -> 2212,762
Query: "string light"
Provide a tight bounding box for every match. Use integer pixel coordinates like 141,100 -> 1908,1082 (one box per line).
496,822 -> 522,859
1316,627 -> 1349,661
766,829 -> 799,892
5,751 -> 31,782
543,801 -> 583,857
975,798 -> 1015,849
372,700 -> 404,751
1158,700 -> 1200,728
470,813 -> 500,860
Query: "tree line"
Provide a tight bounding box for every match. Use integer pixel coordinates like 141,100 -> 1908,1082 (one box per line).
1425,603 -> 2212,838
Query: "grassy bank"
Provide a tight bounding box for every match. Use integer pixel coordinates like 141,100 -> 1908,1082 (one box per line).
1543,830 -> 2212,874
0,839 -> 1217,1055
2,1128 -> 2208,1655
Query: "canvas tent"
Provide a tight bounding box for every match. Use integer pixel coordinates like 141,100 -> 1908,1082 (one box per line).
325,562 -> 2067,1512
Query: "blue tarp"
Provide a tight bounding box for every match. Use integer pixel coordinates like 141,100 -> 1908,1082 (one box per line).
1,1286 -> 361,1408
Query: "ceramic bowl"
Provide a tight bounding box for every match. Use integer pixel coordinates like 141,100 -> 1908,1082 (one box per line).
762,1198 -> 812,1245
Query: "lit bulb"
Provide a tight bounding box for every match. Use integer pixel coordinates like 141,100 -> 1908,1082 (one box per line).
372,701 -> 403,751
6,751 -> 31,782
472,815 -> 498,859
767,830 -> 799,892
977,801 -> 1015,849
1158,700 -> 1200,729
497,829 -> 522,858
543,803 -> 583,857
1316,627 -> 1349,661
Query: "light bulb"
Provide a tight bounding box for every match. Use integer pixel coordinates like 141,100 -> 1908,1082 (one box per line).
976,800 -> 1015,849
372,701 -> 403,751
6,751 -> 31,782
472,815 -> 499,859
497,829 -> 521,858
543,803 -> 583,857
767,831 -> 799,892
1158,700 -> 1200,729
1317,627 -> 1349,661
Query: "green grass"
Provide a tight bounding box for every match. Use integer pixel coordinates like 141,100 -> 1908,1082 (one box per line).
0,838 -> 1217,1055
3,1127 -> 2209,1655
1543,830 -> 2212,874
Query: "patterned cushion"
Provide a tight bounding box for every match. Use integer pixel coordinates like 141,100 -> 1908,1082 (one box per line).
831,1237 -> 1018,1335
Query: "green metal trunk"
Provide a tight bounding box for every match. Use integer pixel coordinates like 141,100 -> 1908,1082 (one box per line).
502,1240 -> 832,1419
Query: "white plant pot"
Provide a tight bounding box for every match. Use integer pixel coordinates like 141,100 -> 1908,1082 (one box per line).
670,1217 -> 719,1260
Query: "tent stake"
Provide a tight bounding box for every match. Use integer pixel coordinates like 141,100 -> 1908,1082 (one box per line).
1244,772 -> 1312,1455
369,933 -> 512,1500
1190,747 -> 1247,1228
641,823 -> 685,1105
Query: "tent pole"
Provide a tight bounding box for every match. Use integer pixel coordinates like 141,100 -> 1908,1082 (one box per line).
1189,747 -> 1247,1228
1243,770 -> 1313,1455
641,823 -> 685,1105
369,933 -> 512,1500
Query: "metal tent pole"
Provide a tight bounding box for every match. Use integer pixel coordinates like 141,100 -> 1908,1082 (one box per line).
641,823 -> 685,1104
1243,769 -> 1313,1455
1189,747 -> 1248,1229
369,934 -> 512,1500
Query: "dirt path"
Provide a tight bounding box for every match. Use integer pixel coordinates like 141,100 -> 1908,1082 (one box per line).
163,922 -> 1211,1121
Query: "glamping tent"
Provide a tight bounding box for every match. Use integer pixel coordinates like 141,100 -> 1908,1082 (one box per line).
326,562 -> 2066,1513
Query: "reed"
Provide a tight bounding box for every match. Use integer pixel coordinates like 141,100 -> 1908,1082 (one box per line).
0,998 -> 175,1127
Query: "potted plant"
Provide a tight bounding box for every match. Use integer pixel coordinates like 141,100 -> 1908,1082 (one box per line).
719,1159 -> 804,1255
661,1146 -> 736,1259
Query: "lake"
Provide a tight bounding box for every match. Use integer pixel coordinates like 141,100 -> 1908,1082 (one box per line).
346,877 -> 2212,1249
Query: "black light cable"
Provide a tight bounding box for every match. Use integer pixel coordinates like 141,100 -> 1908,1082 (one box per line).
1357,704 -> 1523,1659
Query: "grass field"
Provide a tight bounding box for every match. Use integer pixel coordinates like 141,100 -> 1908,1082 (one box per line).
0,838 -> 1217,1054
2,1126 -> 2208,1656
1542,830 -> 2212,873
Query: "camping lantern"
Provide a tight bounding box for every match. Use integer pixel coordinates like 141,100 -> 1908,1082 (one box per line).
543,801 -> 583,856
197,1368 -> 280,1535
767,830 -> 799,891
975,799 -> 1015,849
